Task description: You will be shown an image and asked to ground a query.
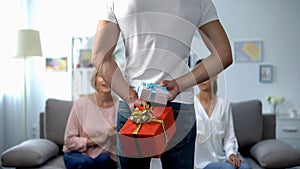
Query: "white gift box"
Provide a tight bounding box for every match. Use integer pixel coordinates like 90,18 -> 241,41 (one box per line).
136,82 -> 170,105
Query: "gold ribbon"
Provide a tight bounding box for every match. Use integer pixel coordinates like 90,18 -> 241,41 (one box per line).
131,104 -> 168,144
132,118 -> 168,144
152,119 -> 168,144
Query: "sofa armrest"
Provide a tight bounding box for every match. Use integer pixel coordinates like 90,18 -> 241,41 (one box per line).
262,114 -> 276,139
40,112 -> 45,138
1,138 -> 59,167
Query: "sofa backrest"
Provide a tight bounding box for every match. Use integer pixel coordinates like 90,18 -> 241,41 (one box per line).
231,99 -> 263,148
42,98 -> 272,151
262,114 -> 276,139
44,98 -> 73,146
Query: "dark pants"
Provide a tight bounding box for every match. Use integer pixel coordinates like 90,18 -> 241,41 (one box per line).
64,152 -> 117,169
117,101 -> 196,169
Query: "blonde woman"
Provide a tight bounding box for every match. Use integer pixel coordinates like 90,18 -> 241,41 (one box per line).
63,68 -> 118,169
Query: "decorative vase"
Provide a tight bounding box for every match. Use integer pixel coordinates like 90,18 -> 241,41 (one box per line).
271,103 -> 278,115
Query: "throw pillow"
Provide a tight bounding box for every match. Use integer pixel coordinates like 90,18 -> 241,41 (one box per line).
250,139 -> 300,168
1,138 -> 59,167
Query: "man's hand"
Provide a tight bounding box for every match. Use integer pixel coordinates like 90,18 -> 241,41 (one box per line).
228,154 -> 244,168
125,96 -> 147,113
160,79 -> 181,101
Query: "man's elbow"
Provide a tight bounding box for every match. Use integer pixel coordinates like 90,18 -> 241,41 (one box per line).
91,51 -> 101,69
224,53 -> 233,69
221,50 -> 233,69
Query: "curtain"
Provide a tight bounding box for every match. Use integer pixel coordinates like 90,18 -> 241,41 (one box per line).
0,0 -> 26,157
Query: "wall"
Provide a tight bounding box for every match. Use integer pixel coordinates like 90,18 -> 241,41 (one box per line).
211,0 -> 300,114
23,0 -> 102,140
29,0 -> 300,126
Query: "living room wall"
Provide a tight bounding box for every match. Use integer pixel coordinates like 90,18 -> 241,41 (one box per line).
31,0 -> 299,129
30,0 -> 300,123
211,0 -> 300,114
22,0 -> 102,142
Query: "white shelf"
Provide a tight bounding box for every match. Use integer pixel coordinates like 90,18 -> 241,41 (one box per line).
72,67 -> 95,100
276,117 -> 300,151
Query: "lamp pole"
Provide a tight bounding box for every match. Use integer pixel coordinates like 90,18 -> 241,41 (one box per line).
23,57 -> 28,139
15,29 -> 42,140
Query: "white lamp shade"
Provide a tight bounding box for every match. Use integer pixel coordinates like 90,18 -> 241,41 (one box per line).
15,29 -> 42,58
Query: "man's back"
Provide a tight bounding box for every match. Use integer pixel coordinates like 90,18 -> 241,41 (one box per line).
102,0 -> 218,104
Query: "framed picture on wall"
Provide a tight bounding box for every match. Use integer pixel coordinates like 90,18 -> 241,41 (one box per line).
234,41 -> 263,62
259,64 -> 273,83
46,56 -> 68,72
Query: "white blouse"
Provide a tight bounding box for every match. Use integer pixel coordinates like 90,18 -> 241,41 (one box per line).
194,96 -> 238,169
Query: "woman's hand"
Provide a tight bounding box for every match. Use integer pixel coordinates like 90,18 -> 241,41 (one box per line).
228,154 -> 244,168
87,135 -> 111,147
87,137 -> 96,147
160,79 -> 181,101
112,125 -> 116,130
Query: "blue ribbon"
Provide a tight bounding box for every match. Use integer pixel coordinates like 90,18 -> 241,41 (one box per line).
136,82 -> 169,103
144,83 -> 168,92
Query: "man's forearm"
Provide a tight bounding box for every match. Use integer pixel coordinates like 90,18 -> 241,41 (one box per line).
176,20 -> 232,92
100,60 -> 137,102
91,20 -> 136,101
176,53 -> 228,92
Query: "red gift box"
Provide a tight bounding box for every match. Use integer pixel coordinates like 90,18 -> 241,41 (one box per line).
119,107 -> 176,158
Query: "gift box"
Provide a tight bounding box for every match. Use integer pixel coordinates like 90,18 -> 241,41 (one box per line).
136,82 -> 170,105
119,107 -> 176,158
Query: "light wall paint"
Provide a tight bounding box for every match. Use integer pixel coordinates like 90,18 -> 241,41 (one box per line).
192,0 -> 300,114
23,0 -> 300,141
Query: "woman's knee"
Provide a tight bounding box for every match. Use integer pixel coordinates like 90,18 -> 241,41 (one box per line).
95,153 -> 117,169
223,163 -> 235,169
64,153 -> 94,169
96,153 -> 111,162
239,161 -> 252,169
204,162 -> 235,169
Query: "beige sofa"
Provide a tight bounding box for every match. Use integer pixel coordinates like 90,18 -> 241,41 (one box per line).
1,99 -> 300,169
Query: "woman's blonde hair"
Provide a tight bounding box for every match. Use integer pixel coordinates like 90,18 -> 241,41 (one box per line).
90,68 -> 98,90
90,68 -> 117,99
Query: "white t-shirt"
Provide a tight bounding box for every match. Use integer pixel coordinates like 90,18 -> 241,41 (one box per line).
100,0 -> 218,104
194,96 -> 238,169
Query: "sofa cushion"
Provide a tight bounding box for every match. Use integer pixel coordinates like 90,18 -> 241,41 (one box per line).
40,155 -> 66,169
1,139 -> 59,167
45,98 -> 73,146
250,139 -> 300,168
231,99 -> 263,148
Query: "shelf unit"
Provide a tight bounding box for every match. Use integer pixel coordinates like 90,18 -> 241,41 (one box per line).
276,116 -> 300,151
71,37 -> 94,100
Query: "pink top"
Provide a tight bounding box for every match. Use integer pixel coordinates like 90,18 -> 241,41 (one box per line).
63,95 -> 118,161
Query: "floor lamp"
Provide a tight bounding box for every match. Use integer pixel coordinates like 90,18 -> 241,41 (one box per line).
15,29 -> 42,139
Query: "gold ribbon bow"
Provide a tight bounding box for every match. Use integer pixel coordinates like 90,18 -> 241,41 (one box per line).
130,104 -> 168,144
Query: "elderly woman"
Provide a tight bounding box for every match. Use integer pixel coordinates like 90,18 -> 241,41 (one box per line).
63,68 -> 118,169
